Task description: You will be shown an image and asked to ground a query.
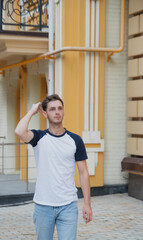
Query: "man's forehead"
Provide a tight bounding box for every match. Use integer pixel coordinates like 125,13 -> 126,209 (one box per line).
47,100 -> 63,108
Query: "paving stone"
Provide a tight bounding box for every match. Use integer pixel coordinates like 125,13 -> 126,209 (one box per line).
0,193 -> 143,239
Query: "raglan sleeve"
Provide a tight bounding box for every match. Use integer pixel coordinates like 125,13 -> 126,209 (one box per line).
28,129 -> 40,147
75,136 -> 88,161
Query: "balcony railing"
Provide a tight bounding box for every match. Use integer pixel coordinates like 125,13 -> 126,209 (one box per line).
0,0 -> 49,34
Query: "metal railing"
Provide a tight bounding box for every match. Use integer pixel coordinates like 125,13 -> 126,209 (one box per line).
0,142 -> 36,195
0,136 -> 6,174
0,0 -> 49,33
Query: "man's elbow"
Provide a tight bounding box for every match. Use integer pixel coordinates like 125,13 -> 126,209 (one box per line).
14,129 -> 22,139
14,129 -> 20,138
14,129 -> 32,143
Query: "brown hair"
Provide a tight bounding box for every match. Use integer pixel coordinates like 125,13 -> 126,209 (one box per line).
42,94 -> 64,111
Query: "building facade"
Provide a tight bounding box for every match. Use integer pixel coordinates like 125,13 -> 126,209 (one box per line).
1,0 -> 142,196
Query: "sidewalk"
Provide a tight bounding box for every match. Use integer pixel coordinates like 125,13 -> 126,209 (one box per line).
0,174 -> 35,195
0,193 -> 143,240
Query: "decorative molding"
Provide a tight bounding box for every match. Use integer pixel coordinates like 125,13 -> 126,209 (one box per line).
84,0 -> 100,133
86,152 -> 98,176
86,138 -> 104,176
83,0 -> 103,176
83,130 -> 101,143
0,35 -> 48,61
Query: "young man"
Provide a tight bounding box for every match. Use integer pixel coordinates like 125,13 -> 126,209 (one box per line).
15,94 -> 92,240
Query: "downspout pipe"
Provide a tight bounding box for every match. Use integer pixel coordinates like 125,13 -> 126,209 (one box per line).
48,0 -> 55,95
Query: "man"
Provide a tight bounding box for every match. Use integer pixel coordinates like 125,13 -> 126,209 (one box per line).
15,94 -> 92,240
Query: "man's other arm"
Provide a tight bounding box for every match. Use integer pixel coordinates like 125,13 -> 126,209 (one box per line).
76,160 -> 92,223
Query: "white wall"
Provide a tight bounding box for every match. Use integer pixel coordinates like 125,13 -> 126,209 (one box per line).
27,74 -> 40,182
2,67 -> 18,174
6,68 -> 17,142
5,79 -> 16,174
27,59 -> 49,182
0,58 -> 48,176
103,0 -> 129,185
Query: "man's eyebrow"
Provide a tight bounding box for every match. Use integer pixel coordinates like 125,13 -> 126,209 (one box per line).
48,106 -> 55,110
48,106 -> 63,110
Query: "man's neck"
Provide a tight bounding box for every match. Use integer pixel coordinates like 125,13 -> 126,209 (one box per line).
48,125 -> 65,136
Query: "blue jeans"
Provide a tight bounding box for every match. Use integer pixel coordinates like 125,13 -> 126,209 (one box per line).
33,201 -> 78,240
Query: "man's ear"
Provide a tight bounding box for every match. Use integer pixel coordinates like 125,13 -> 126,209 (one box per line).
42,111 -> 47,118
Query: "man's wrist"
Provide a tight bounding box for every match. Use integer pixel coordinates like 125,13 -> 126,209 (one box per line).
84,200 -> 91,206
28,108 -> 35,116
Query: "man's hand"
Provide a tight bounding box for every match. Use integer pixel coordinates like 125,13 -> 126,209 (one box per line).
83,203 -> 93,224
31,102 -> 43,115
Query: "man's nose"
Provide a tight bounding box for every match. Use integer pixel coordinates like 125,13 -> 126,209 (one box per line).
55,108 -> 60,114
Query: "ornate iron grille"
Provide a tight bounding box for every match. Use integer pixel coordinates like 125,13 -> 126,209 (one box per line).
0,0 -> 49,31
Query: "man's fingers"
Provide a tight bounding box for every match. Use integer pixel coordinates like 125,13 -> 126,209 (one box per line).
83,212 -> 88,222
87,213 -> 92,223
85,213 -> 92,224
83,210 -> 93,224
83,211 -> 86,219
31,102 -> 42,114
38,103 -> 43,113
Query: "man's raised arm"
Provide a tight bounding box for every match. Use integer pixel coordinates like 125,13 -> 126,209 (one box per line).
14,102 -> 42,143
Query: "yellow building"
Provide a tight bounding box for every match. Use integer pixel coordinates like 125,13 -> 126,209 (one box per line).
0,0 -> 142,198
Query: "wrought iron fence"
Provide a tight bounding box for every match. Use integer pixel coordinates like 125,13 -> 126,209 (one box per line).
0,0 -> 49,32
0,142 -> 36,195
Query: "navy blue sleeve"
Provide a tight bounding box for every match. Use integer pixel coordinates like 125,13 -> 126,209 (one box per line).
75,136 -> 88,161
29,130 -> 41,147
67,131 -> 88,161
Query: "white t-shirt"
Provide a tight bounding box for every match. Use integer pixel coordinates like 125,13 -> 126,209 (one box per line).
29,129 -> 87,206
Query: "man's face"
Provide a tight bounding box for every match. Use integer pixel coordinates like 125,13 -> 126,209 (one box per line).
46,100 -> 64,124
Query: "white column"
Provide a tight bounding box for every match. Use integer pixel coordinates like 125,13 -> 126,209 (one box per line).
84,0 -> 90,131
90,0 -> 95,132
48,0 -> 55,95
95,0 -> 100,131
55,0 -> 63,97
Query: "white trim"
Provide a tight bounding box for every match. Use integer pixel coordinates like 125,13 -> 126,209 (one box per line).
59,0 -> 63,97
86,152 -> 100,175
48,0 -> 55,95
83,130 -> 102,143
95,0 -> 100,131
90,0 -> 95,131
55,0 -> 63,97
86,152 -> 96,175
84,0 -> 90,131
86,144 -> 104,153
